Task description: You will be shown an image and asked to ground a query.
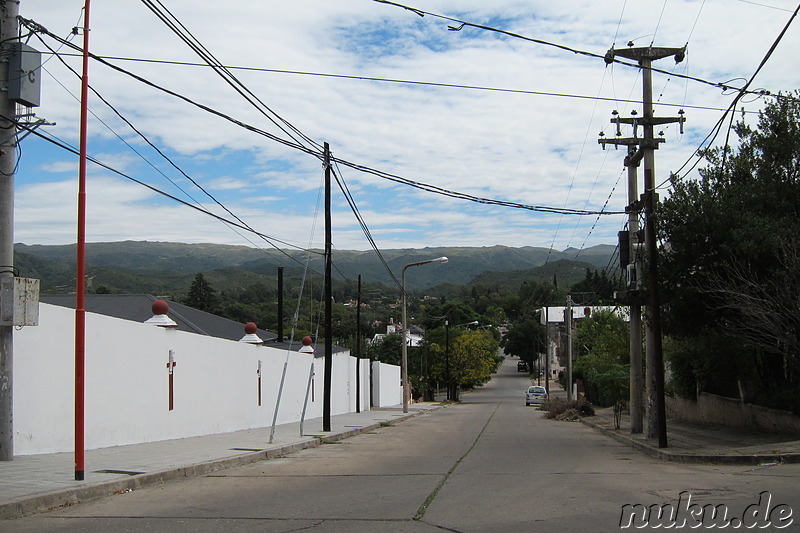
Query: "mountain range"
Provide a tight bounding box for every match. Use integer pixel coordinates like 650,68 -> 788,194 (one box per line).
14,241 -> 618,295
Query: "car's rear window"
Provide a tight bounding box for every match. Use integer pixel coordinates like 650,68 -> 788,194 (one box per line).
529,387 -> 546,394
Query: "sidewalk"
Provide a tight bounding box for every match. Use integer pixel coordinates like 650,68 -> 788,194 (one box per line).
582,407 -> 800,465
0,404 -> 438,520
540,377 -> 800,465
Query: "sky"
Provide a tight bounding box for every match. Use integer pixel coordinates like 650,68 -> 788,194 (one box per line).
11,0 -> 800,255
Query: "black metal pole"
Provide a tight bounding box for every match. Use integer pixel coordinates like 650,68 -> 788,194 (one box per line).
445,320 -> 450,401
323,143 -> 332,432
277,266 -> 284,343
356,274 -> 361,413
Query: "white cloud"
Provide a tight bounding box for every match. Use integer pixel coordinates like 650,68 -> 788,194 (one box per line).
14,0 -> 800,253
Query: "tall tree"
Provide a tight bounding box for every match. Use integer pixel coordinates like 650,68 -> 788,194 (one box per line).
500,318 -> 546,369
428,329 -> 500,395
658,92 -> 800,410
182,273 -> 219,313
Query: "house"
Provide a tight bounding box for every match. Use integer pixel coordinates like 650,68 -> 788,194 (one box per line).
370,322 -> 425,348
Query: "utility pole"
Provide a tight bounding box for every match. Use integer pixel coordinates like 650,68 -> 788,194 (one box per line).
565,296 -> 573,402
277,267 -> 284,342
355,274 -> 361,413
445,320 -> 450,401
600,45 -> 685,448
0,0 -> 21,462
544,306 -> 549,396
625,146 -> 643,435
323,142 -> 332,432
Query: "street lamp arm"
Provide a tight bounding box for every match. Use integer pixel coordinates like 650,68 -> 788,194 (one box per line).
402,256 -> 449,273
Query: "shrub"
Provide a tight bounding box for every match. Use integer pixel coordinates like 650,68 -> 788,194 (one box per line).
539,398 -> 595,420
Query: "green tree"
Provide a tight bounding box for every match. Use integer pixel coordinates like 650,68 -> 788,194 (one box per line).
658,92 -> 800,411
500,318 -> 546,371
481,305 -> 507,327
429,329 -> 500,399
369,333 -> 403,366
574,309 -> 629,364
517,280 -> 558,320
420,300 -> 478,330
182,273 -> 219,312
568,268 -> 618,304
572,309 -> 630,407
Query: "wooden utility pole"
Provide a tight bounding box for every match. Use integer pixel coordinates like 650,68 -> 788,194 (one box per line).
600,45 -> 685,447
544,307 -> 550,396
565,296 -> 573,402
0,0 -> 21,462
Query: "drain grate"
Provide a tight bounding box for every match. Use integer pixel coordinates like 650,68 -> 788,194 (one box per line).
230,447 -> 263,452
94,469 -> 144,476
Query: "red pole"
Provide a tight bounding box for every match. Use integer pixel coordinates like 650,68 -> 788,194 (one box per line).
75,0 -> 91,482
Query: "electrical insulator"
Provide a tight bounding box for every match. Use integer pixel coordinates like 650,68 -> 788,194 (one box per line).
627,264 -> 638,290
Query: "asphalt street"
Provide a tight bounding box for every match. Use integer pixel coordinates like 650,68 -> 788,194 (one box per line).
3,358 -> 799,532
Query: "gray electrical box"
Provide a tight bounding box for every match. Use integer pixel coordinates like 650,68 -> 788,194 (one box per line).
0,277 -> 40,327
8,42 -> 41,108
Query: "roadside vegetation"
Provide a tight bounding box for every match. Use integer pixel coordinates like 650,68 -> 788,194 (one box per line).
657,93 -> 800,414
539,398 -> 595,421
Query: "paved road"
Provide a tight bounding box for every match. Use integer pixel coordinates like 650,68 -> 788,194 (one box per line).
3,358 -> 800,532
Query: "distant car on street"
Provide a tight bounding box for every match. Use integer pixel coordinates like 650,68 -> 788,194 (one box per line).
517,361 -> 528,372
525,385 -> 548,406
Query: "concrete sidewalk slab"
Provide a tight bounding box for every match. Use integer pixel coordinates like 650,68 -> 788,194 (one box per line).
581,407 -> 800,465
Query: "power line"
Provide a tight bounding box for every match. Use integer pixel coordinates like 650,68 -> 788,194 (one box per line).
14,116 -> 322,259
53,41 -> 620,216
42,52 -> 741,115
371,0 -> 790,101
140,0 -> 321,154
330,162 -> 402,288
36,37 -> 282,255
22,14 -> 626,262
736,0 -> 796,11
662,2 -> 800,188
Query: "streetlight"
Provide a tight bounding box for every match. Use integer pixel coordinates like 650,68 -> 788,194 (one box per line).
402,256 -> 448,413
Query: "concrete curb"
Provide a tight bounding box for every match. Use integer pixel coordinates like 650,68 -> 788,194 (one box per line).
0,411 -> 422,521
580,417 -> 800,466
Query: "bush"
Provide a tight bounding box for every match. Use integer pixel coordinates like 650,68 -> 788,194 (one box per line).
539,398 -> 595,420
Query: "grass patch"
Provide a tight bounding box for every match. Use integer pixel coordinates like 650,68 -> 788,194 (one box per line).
379,421 -> 394,427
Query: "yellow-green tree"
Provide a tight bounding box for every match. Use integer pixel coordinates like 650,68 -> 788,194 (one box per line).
429,329 -> 500,399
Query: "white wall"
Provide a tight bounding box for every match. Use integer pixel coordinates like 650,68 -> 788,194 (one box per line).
371,361 -> 401,408
12,304 -> 401,455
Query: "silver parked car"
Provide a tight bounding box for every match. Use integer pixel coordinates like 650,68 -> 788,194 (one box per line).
525,385 -> 548,406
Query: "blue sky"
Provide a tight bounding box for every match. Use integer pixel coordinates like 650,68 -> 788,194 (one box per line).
13,0 -> 800,253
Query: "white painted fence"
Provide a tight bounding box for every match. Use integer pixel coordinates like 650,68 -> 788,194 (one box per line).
12,303 -> 401,455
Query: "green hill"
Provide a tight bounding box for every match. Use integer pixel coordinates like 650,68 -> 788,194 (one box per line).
14,241 -> 616,294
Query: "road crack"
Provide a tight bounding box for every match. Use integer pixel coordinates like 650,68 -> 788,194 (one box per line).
413,403 -> 500,521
